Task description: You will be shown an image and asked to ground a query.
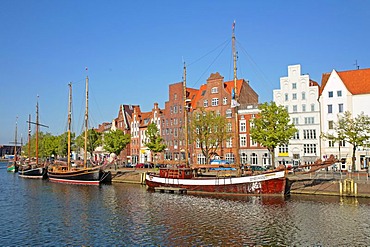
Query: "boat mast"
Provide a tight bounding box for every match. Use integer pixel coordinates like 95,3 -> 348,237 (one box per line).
36,96 -> 39,165
14,117 -> 18,162
232,21 -> 240,169
84,76 -> 89,168
183,62 -> 189,167
28,114 -> 31,163
68,83 -> 72,170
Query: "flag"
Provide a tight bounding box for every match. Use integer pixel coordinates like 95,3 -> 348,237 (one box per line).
232,20 -> 235,31
231,99 -> 240,108
85,67 -> 88,71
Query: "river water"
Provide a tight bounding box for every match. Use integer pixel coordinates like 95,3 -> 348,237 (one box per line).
1,161 -> 370,246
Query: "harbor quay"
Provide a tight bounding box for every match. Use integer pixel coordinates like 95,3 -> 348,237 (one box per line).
108,167 -> 370,198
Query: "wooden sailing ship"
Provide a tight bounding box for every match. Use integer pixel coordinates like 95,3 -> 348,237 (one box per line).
145,22 -> 286,195
48,78 -> 110,185
18,98 -> 48,179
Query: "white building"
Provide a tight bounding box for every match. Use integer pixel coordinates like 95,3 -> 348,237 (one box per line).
273,64 -> 321,166
319,68 -> 370,171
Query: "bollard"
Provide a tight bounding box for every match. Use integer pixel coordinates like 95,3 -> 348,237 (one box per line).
354,182 -> 358,197
339,181 -> 342,196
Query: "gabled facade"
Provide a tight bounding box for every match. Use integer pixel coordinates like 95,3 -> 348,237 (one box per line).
319,68 -> 370,171
130,103 -> 163,164
112,104 -> 137,164
273,64 -> 321,166
190,72 -> 259,164
162,82 -> 195,163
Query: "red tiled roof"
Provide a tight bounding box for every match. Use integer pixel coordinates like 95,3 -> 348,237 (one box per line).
321,68 -> 370,95
224,79 -> 244,96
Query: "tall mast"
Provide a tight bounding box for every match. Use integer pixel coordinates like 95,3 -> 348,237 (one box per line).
14,117 -> 18,162
36,96 -> 39,165
183,62 -> 189,167
84,76 -> 89,168
232,20 -> 240,168
68,83 -> 72,170
28,114 -> 31,163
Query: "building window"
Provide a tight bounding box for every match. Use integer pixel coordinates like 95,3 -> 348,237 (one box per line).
227,122 -> 232,132
303,129 -> 316,139
226,138 -> 232,148
250,137 -> 257,146
337,90 -> 342,97
279,145 -> 288,153
311,104 -> 315,112
328,104 -> 332,113
285,93 -> 288,101
223,97 -> 228,105
240,135 -> 246,147
173,105 -> 178,113
197,153 -> 206,164
240,121 -> 246,132
292,117 -> 299,125
339,140 -> 345,147
304,144 -> 317,154
292,131 -> 300,140
241,153 -> 248,165
211,87 -> 218,94
226,109 -> 232,118
211,98 -> 219,106
304,117 -> 314,124
328,91 -> 333,98
328,120 -> 334,129
292,83 -> 297,89
225,153 -> 235,164
328,140 -> 334,147
292,93 -> 297,100
174,93 -> 177,100
339,103 -> 344,113
302,104 -> 306,112
293,105 -> 297,112
250,153 -> 258,165
263,153 -> 270,166
203,100 -> 208,107
302,92 -> 306,100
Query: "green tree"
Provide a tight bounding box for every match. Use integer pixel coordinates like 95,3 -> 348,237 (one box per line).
249,101 -> 297,169
57,132 -> 76,157
103,129 -> 131,157
145,122 -> 166,164
331,111 -> 370,171
76,129 -> 102,155
22,132 -> 59,159
190,108 -> 231,164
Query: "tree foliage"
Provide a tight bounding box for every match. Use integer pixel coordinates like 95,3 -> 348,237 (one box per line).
76,129 -> 102,155
249,101 -> 297,168
190,108 -> 231,164
22,132 -> 59,158
145,122 -> 166,163
323,111 -> 370,171
103,129 -> 131,156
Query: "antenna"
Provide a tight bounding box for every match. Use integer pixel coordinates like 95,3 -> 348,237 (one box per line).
354,60 -> 360,70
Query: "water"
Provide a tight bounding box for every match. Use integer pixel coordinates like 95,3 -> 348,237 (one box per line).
1,161 -> 370,246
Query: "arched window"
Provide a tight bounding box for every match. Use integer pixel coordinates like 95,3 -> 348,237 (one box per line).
250,153 -> 258,165
262,153 -> 270,166
241,153 -> 248,165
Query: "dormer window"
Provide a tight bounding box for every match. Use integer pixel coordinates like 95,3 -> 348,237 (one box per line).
211,87 -> 218,94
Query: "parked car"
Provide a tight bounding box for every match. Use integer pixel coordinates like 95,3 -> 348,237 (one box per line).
135,163 -> 144,168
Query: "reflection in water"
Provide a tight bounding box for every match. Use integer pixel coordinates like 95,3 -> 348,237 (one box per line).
1,166 -> 370,246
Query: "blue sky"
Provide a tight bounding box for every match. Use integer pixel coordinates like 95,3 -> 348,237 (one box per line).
1,0 -> 369,145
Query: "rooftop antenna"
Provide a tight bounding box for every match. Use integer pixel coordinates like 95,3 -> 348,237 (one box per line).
354,60 -> 360,70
